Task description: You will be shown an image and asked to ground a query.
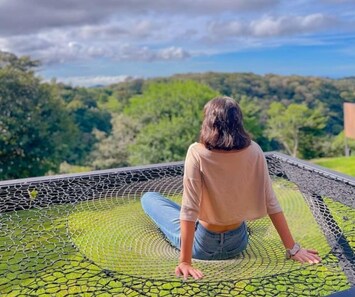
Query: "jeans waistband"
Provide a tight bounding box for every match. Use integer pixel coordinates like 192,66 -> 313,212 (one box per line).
196,221 -> 246,238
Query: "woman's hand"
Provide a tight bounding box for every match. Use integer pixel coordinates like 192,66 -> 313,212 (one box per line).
175,262 -> 203,280
292,248 -> 321,264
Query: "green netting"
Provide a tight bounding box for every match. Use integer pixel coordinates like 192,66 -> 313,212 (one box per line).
0,153 -> 354,296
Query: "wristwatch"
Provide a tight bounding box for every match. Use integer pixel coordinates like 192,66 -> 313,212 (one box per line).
286,243 -> 301,259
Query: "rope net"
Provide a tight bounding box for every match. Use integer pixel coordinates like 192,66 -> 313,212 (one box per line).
0,153 -> 354,296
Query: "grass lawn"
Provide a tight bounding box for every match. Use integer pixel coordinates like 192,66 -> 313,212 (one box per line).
311,156 -> 355,177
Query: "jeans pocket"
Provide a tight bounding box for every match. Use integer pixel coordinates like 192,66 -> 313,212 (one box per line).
225,247 -> 244,259
225,235 -> 248,259
192,245 -> 216,260
192,234 -> 218,260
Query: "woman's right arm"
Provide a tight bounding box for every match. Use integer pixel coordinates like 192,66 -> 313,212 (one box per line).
175,220 -> 203,280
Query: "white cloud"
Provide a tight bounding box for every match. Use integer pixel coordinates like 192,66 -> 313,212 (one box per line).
0,38 -> 10,52
208,21 -> 247,40
0,0 -> 279,36
74,20 -> 155,40
251,13 -> 336,37
1,27 -> 191,65
115,45 -> 191,62
1,0 -> 354,75
156,47 -> 191,60
54,75 -> 134,87
208,13 -> 338,40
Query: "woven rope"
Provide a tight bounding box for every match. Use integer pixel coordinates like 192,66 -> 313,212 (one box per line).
67,178 -> 328,281
0,154 -> 354,296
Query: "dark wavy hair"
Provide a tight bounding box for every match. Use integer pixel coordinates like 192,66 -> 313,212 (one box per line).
199,96 -> 251,151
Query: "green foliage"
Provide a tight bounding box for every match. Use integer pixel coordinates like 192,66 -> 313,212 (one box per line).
0,51 -> 40,72
125,80 -> 218,165
55,84 -> 112,165
74,73 -> 355,166
2,48 -> 355,177
99,78 -> 146,113
128,116 -> 197,165
238,96 -> 261,137
238,96 -> 277,151
266,102 -> 327,158
173,72 -> 354,133
318,131 -> 355,157
0,54 -> 76,180
90,114 -> 139,169
97,92 -> 122,113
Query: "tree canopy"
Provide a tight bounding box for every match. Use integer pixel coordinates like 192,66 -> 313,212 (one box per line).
56,84 -> 112,164
0,53 -> 75,179
266,102 -> 327,158
1,51 -> 355,179
125,80 -> 218,165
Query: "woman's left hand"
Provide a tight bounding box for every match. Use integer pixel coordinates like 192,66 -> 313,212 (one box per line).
292,248 -> 321,264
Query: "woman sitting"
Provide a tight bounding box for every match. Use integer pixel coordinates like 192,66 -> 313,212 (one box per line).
141,96 -> 321,280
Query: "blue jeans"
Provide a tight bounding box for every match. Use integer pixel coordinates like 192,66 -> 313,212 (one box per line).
141,192 -> 248,260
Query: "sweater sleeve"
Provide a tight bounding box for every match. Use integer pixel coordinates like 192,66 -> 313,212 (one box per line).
263,154 -> 283,214
180,145 -> 202,222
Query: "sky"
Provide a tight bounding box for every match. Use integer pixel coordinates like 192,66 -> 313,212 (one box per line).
0,0 -> 355,86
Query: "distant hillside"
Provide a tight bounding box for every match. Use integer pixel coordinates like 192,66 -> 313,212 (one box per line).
105,72 -> 355,136
4,50 -> 355,179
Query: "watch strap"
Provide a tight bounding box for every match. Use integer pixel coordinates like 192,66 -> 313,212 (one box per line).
286,243 -> 301,259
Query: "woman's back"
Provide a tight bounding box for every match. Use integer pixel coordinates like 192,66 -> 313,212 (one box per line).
180,141 -> 282,226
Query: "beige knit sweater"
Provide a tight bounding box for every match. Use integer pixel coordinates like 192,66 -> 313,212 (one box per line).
180,141 -> 282,225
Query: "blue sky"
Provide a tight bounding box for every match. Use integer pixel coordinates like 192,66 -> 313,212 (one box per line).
1,0 -> 355,86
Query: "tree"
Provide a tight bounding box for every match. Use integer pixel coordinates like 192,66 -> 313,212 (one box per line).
319,131 -> 355,157
90,114 -> 139,169
125,80 -> 218,165
266,102 -> 327,158
0,51 -> 40,72
56,84 -> 112,165
0,52 -> 76,180
128,116 -> 199,165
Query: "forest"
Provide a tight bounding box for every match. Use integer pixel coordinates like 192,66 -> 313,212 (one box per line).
1,51 -> 355,181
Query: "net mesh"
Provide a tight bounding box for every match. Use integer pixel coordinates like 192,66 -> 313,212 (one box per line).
0,153 -> 354,296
